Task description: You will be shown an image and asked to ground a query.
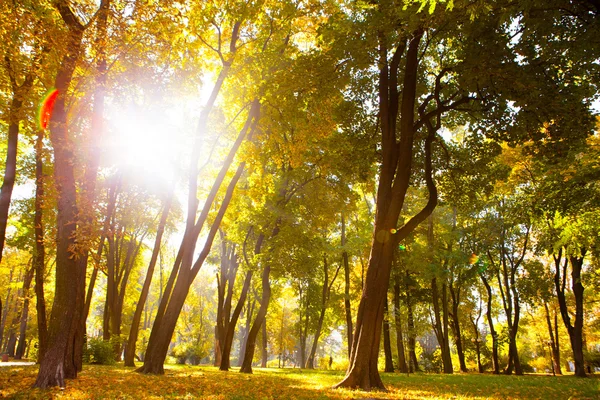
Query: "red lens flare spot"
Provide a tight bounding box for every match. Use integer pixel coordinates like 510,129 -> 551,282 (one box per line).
38,89 -> 59,130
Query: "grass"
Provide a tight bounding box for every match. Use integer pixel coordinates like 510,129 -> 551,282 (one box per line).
0,363 -> 598,399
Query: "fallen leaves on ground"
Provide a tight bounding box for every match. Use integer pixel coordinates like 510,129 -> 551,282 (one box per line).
1,364 -> 599,399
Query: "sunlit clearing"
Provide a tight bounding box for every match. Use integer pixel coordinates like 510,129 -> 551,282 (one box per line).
104,102 -> 189,194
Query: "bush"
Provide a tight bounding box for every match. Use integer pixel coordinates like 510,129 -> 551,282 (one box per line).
84,338 -> 116,365
171,342 -> 209,365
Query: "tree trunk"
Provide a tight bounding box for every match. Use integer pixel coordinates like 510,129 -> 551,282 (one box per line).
382,298 -> 394,373
306,255 -> 339,369
335,26 -> 441,390
406,274 -> 419,373
139,159 -> 248,374
431,277 -> 453,374
261,316 -> 268,368
0,61 -> 35,264
449,281 -> 467,372
341,214 -> 353,358
480,272 -> 499,374
124,194 -> 172,367
544,302 -> 562,375
73,0 -> 111,372
220,271 -> 252,371
393,280 -> 408,372
15,266 -> 34,359
240,262 -> 271,373
34,128 -> 48,361
34,3 -> 87,388
554,250 -> 587,377
238,298 -> 255,367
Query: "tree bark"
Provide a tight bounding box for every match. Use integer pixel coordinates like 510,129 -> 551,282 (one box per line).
33,128 -> 48,361
0,54 -> 36,265
220,271 -> 252,371
306,256 -> 340,369
124,194 -> 172,367
34,1 -> 88,388
554,249 -> 587,377
431,276 -> 453,374
139,158 -> 248,374
73,0 -> 111,372
479,272 -> 499,374
544,302 -> 562,375
406,273 -> 419,373
449,280 -> 467,372
341,214 -> 353,358
382,298 -> 394,373
336,27 -> 441,391
15,266 -> 34,359
393,280 -> 408,372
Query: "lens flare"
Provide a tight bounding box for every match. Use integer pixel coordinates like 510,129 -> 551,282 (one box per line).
390,228 -> 397,234
399,244 -> 406,251
469,253 -> 479,265
38,89 -> 59,130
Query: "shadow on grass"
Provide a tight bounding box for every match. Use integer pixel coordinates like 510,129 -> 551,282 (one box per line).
1,364 -> 598,399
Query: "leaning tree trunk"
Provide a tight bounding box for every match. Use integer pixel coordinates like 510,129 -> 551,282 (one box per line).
34,2 -> 87,388
124,194 -> 172,367
139,161 -> 247,374
0,49 -> 37,265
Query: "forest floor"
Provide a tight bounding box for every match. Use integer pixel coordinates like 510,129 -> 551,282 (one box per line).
0,363 -> 598,399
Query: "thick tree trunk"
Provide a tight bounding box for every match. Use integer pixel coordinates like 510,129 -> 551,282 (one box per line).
393,281 -> 408,373
341,214 -> 353,358
220,271 -> 252,371
33,129 -> 48,361
124,194 -> 172,367
382,299 -> 394,372
15,266 -> 34,359
555,251 -> 587,377
336,28 -> 437,391
73,0 -> 111,372
34,3 -> 86,387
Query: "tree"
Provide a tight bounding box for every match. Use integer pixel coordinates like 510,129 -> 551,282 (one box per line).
34,1 -> 105,388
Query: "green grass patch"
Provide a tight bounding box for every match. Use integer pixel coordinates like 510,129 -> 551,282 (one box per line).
1,364 -> 598,399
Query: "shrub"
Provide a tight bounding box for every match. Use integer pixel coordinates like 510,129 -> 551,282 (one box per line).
84,338 -> 116,365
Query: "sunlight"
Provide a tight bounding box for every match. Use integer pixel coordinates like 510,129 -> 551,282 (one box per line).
104,101 -> 189,193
